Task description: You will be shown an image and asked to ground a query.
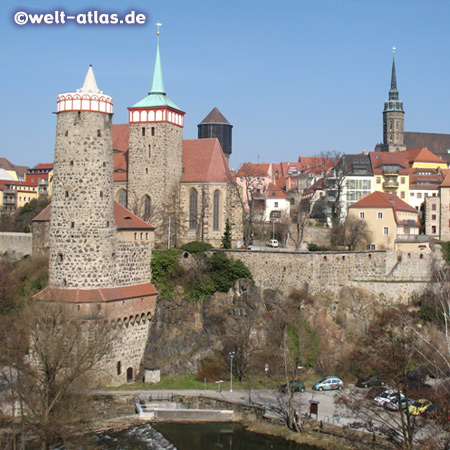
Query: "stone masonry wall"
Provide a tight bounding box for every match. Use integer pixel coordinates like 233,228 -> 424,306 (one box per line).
115,239 -> 152,286
128,122 -> 183,243
223,248 -> 434,300
50,110 -> 115,288
0,232 -> 32,258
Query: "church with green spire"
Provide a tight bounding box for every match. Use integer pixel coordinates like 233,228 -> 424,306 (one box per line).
116,24 -> 241,248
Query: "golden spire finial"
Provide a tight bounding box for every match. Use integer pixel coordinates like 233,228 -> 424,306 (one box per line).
393,46 -> 396,55
156,21 -> 162,36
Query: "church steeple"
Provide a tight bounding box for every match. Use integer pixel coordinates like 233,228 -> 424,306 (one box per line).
149,34 -> 166,96
375,48 -> 406,152
389,56 -> 399,100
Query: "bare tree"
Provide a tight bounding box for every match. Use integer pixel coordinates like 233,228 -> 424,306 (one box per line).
289,199 -> 310,251
160,185 -> 188,248
343,216 -> 373,250
0,302 -> 115,450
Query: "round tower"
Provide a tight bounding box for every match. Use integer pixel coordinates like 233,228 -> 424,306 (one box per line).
127,25 -> 185,243
49,66 -> 116,288
198,107 -> 233,163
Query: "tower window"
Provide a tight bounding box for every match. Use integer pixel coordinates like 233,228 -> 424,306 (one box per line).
106,221 -> 110,227
78,111 -> 81,119
70,161 -> 74,166
97,130 -> 102,137
100,191 -> 103,198
58,253 -> 63,262
151,127 -> 155,136
71,222 -> 74,228
65,130 -> 69,137
142,127 -> 145,137
146,168 -> 148,174
148,144 -> 151,158
65,191 -> 69,198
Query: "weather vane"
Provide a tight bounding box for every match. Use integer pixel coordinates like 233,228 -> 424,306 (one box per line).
156,21 -> 162,36
393,46 -> 396,54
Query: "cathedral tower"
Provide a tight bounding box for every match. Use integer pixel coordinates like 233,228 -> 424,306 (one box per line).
127,25 -> 185,242
376,51 -> 406,152
198,107 -> 233,164
50,66 -> 115,288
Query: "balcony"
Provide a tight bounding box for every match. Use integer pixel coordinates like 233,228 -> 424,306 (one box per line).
382,179 -> 398,190
38,179 -> 48,186
3,197 -> 16,205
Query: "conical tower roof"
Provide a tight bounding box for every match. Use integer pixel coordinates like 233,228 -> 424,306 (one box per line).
78,65 -> 102,94
131,32 -> 182,112
200,107 -> 230,125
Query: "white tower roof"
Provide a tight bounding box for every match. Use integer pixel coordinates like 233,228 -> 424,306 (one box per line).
57,65 -> 113,114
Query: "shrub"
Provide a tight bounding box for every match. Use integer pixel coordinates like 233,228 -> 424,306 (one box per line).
180,241 -> 213,253
196,356 -> 225,382
151,249 -> 183,284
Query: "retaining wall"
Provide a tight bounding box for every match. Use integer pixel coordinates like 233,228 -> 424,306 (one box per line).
0,232 -> 32,258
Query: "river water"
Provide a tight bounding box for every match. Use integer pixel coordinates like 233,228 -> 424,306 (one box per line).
94,422 -> 321,450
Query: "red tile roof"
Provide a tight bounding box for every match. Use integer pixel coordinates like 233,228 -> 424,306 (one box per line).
199,107 -> 230,125
236,163 -> 270,177
114,202 -> 155,230
33,202 -> 155,230
369,152 -> 409,175
32,163 -> 54,170
405,147 -> 448,165
112,124 -> 130,152
349,191 -> 417,213
34,282 -> 157,303
181,139 -> 233,183
267,183 -> 287,199
441,170 -> 450,188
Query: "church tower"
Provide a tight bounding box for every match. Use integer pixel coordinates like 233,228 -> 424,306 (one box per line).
50,66 -> 115,288
376,51 -> 406,152
198,108 -> 233,164
127,24 -> 185,242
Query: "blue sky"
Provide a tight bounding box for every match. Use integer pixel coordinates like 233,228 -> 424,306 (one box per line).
2,0 -> 450,170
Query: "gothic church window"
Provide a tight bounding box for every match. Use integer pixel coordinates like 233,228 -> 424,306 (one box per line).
189,189 -> 198,230
213,190 -> 220,230
118,189 -> 127,207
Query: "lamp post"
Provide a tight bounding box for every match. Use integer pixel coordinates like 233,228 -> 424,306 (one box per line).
229,351 -> 235,393
265,363 -> 269,390
271,218 -> 275,241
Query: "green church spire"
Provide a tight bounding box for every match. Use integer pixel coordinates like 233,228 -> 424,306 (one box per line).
131,22 -> 183,112
149,33 -> 166,96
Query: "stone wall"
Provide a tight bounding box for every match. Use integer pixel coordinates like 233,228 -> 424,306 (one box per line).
222,248 -> 434,301
0,232 -> 32,258
115,239 -> 152,286
128,122 -> 183,244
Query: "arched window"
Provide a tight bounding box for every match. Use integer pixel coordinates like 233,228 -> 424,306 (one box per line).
143,195 -> 151,219
118,189 -> 127,208
189,189 -> 198,229
213,190 -> 220,230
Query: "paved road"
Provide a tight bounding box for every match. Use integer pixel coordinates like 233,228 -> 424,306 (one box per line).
95,387 -> 351,426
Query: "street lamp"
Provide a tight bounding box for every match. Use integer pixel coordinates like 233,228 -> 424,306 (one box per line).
229,351 -> 235,393
264,363 -> 269,390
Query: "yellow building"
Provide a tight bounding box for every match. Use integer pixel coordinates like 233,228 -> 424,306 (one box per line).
348,191 -> 425,250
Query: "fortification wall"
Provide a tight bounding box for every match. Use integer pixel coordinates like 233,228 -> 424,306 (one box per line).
115,239 -> 152,286
224,248 -> 434,301
0,232 -> 32,258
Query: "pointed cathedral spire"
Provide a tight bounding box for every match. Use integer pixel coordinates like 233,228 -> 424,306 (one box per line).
149,25 -> 166,96
78,65 -> 102,94
389,53 -> 399,100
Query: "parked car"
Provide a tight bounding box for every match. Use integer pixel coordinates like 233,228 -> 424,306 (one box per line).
356,375 -> 386,389
367,386 -> 387,400
313,376 -> 344,391
384,397 -> 415,411
374,390 -> 404,407
280,380 -> 305,393
409,399 -> 432,416
266,239 -> 279,248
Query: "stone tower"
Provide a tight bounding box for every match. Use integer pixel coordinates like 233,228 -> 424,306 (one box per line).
50,66 -> 115,288
197,107 -> 233,164
376,53 -> 406,152
127,28 -> 185,243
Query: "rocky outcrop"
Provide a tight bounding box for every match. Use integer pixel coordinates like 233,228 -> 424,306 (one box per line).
142,280 -> 388,376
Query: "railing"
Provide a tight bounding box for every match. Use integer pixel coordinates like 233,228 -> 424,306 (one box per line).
3,198 -> 16,205
382,180 -> 399,189
396,234 -> 429,243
